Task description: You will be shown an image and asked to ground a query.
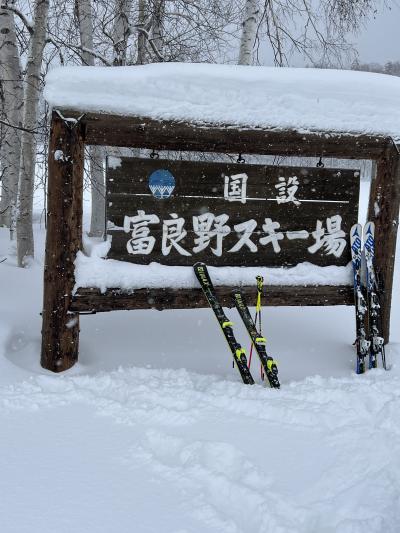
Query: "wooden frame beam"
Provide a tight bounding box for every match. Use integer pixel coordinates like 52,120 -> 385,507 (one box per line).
71,285 -> 354,313
59,110 -> 390,160
367,141 -> 400,342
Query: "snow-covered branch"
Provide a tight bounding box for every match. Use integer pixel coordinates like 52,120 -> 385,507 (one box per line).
135,24 -> 165,61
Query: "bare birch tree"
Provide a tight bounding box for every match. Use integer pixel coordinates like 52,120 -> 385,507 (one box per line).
75,0 -> 105,237
17,0 -> 49,266
0,5 -> 23,235
238,0 -> 260,65
136,0 -> 148,64
151,0 -> 164,59
113,0 -> 132,65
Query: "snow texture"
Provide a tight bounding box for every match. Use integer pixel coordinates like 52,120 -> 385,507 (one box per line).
53,149 -> 64,161
107,156 -> 122,169
45,63 -> 400,139
74,236 -> 352,292
2,367 -> 400,533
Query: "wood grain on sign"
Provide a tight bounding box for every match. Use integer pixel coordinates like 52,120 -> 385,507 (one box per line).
106,157 -> 360,267
71,285 -> 354,313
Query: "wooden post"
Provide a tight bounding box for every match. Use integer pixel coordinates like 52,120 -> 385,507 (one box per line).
41,112 -> 84,372
367,141 -> 400,343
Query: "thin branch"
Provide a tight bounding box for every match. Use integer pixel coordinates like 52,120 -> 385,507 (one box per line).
47,36 -> 113,66
0,117 -> 39,134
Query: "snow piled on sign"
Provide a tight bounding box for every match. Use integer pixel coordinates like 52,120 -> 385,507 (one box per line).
44,63 -> 400,139
74,237 -> 352,292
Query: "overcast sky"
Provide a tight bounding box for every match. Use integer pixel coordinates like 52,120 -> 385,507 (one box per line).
257,1 -> 400,67
355,2 -> 400,63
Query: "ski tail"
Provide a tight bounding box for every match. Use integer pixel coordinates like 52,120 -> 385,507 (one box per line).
193,262 -> 255,385
233,289 -> 280,389
363,222 -> 387,370
364,221 -> 376,291
350,223 -> 369,374
350,223 -> 362,276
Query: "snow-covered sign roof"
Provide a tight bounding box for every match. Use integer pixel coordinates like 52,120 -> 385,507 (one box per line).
44,63 -> 400,140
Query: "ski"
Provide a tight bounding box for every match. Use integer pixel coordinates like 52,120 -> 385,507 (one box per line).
350,223 -> 370,374
233,289 -> 280,388
363,222 -> 387,370
193,262 -> 255,385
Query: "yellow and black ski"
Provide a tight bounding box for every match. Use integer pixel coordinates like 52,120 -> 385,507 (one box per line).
233,289 -> 280,388
193,262 -> 254,385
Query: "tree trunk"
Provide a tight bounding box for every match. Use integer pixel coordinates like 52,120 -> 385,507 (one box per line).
151,0 -> 164,58
75,0 -> 105,237
0,7 -> 23,234
137,0 -> 147,65
238,0 -> 259,65
16,0 -> 49,266
113,0 -> 132,66
75,0 -> 94,65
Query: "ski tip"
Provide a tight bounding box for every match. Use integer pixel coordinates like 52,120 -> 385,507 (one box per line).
193,261 -> 206,269
365,221 -> 375,235
351,223 -> 361,238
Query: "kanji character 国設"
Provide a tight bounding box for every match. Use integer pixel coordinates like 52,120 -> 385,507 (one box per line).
275,176 -> 301,206
224,173 -> 248,204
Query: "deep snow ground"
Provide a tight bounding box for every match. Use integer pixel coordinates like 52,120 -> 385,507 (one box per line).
0,182 -> 399,533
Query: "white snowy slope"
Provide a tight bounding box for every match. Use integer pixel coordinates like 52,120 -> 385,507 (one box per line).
0,184 -> 399,532
44,63 -> 400,139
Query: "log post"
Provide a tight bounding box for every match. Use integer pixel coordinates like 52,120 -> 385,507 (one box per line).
367,141 -> 400,343
41,112 -> 85,372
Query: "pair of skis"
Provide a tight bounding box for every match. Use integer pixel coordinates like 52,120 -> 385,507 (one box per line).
193,262 -> 280,388
350,222 -> 386,374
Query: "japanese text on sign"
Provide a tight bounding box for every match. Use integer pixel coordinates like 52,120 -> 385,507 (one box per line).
123,211 -> 346,258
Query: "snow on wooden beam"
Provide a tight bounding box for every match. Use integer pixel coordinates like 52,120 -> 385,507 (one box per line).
44,64 -> 400,141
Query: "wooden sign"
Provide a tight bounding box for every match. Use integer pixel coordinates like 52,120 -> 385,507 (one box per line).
40,111 -> 400,373
106,157 -> 360,267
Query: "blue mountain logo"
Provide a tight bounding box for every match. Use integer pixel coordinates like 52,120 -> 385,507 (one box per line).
149,169 -> 176,199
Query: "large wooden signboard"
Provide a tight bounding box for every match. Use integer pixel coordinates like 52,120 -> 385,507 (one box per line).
40,111 -> 400,373
106,157 -> 360,267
